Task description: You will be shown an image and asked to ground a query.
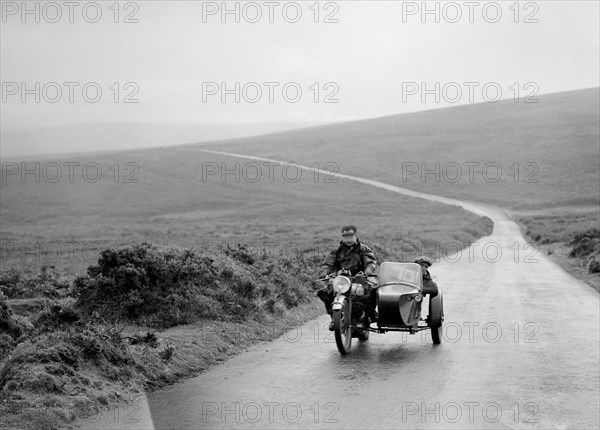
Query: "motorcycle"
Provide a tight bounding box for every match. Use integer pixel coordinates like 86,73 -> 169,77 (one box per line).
316,262 -> 444,355
316,270 -> 377,355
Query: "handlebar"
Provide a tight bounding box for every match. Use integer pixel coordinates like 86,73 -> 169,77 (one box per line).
315,273 -> 378,282
314,273 -> 378,292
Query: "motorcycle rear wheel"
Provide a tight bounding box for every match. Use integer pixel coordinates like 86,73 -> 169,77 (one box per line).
333,304 -> 352,354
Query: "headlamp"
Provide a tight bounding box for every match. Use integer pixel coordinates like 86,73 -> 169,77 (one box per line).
332,276 -> 351,294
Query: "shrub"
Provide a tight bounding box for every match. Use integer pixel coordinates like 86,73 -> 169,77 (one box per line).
73,242 -> 314,328
35,299 -> 81,331
568,229 -> 600,258
224,244 -> 255,265
589,259 -> 600,274
0,294 -> 22,340
158,345 -> 175,362
0,333 -> 16,361
0,266 -> 71,299
129,331 -> 158,348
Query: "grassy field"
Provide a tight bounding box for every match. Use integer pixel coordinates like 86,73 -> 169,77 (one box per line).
194,88 -> 599,210
1,148 -> 492,274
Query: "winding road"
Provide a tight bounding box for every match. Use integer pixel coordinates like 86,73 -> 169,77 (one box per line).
77,150 -> 600,430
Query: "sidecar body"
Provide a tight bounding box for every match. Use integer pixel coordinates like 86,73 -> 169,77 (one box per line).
376,262 -> 444,342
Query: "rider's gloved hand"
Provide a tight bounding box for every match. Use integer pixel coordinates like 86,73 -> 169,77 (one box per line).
364,267 -> 375,276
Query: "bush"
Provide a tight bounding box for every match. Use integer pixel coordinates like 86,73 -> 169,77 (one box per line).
3,317 -> 135,381
0,266 -> 71,299
568,229 -> 600,258
0,333 -> 16,361
0,294 -> 22,340
158,345 -> 175,362
73,242 -> 314,328
589,259 -> 600,274
35,299 -> 81,333
129,331 -> 158,348
224,244 -> 255,265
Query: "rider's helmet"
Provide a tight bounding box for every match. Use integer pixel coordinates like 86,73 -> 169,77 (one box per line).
414,256 -> 433,267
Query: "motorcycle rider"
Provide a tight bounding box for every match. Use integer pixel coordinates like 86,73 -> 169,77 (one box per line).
414,256 -> 439,297
317,225 -> 377,330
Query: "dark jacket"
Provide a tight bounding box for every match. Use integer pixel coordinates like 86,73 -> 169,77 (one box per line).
422,268 -> 439,296
423,269 -> 434,283
320,239 -> 377,276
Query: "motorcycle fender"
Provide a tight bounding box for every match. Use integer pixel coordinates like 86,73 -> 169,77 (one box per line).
332,296 -> 346,311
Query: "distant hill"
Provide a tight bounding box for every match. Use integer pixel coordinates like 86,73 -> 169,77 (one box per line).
0,121 -> 326,158
194,88 -> 600,210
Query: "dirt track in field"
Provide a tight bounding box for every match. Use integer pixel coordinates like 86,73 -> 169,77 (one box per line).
76,150 -> 599,430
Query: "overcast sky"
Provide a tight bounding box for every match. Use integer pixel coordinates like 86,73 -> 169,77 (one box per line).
1,0 -> 599,129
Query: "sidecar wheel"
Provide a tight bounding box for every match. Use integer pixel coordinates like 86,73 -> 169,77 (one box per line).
333,305 -> 352,354
430,325 -> 442,344
428,292 -> 444,345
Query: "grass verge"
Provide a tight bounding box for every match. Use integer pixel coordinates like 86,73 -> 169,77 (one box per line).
516,209 -> 600,292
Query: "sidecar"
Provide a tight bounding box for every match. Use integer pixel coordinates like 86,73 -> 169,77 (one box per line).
376,262 -> 444,344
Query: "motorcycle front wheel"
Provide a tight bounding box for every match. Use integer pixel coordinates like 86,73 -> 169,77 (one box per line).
333,303 -> 352,354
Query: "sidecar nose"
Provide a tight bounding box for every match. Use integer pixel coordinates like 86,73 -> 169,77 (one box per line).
377,283 -> 421,326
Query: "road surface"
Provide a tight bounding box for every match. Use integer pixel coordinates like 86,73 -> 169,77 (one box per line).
77,151 -> 599,429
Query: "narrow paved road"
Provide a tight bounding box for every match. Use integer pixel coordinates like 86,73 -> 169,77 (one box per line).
78,151 -> 599,430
